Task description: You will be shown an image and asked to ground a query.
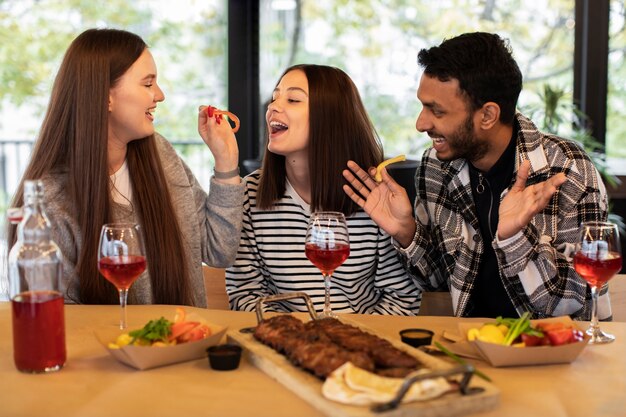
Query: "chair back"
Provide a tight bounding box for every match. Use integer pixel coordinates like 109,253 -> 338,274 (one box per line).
202,265 -> 229,310
418,291 -> 454,316
610,276 -> 626,321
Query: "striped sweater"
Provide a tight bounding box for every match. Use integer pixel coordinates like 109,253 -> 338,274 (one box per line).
225,170 -> 421,315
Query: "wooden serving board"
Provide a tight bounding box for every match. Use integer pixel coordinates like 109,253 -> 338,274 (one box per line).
227,316 -> 499,417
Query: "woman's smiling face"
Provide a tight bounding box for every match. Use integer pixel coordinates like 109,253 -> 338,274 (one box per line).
108,48 -> 165,145
265,69 -> 310,159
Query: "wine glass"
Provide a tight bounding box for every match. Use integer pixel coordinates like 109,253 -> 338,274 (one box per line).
98,223 -> 147,329
305,211 -> 350,319
573,221 -> 622,344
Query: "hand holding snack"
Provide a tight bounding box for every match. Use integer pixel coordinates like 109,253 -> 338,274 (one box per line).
198,105 -> 240,175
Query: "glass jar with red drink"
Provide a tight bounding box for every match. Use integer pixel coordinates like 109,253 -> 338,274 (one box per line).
8,180 -> 66,373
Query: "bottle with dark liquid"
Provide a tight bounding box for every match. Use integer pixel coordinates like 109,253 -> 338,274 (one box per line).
8,180 -> 66,373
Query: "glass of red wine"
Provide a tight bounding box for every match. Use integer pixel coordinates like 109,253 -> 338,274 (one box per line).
305,211 -> 350,319
98,223 -> 147,329
573,221 -> 622,344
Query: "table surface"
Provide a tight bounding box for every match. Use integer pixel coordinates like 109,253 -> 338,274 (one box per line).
1,303 -> 625,417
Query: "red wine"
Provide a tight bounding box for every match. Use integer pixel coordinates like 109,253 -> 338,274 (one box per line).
574,251 -> 622,288
305,243 -> 350,276
98,255 -> 146,289
12,291 -> 66,373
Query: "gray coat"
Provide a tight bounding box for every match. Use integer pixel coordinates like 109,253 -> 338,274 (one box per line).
41,134 -> 244,307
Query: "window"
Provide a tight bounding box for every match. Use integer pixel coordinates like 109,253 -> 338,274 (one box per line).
608,0 -> 626,165
260,0 -> 575,158
0,0 -> 228,198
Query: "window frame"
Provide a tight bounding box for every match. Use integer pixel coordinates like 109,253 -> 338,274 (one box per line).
228,0 -> 624,194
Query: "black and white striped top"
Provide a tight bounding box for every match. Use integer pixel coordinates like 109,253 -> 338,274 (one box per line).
225,170 -> 421,315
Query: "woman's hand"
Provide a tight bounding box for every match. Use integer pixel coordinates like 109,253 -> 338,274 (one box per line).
198,105 -> 240,183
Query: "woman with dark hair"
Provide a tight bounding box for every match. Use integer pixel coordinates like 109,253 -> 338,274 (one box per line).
226,64 -> 420,315
7,28 -> 244,307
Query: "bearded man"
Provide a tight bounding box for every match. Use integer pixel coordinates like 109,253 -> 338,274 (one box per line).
343,32 -> 610,320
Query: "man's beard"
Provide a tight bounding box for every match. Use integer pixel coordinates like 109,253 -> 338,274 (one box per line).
440,115 -> 489,163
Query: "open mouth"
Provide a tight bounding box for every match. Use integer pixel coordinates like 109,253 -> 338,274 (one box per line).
269,120 -> 288,134
432,137 -> 445,144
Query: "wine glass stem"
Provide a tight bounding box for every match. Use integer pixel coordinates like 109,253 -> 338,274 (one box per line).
590,285 -> 600,333
323,273 -> 332,317
118,288 -> 129,330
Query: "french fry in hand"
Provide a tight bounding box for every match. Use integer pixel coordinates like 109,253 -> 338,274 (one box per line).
375,154 -> 406,182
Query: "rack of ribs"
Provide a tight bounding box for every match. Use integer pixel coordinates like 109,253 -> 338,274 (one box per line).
254,316 -> 423,379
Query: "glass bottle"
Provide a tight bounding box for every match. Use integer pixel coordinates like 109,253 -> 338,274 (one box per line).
8,180 -> 66,373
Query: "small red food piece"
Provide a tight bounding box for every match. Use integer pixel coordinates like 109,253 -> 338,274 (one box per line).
177,324 -> 211,343
169,321 -> 200,342
534,322 -> 585,346
204,105 -> 240,132
545,328 -> 575,346
169,321 -> 211,343
521,333 -> 545,347
535,322 -> 566,332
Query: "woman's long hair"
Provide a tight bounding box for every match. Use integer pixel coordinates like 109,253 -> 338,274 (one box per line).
7,28 -> 192,305
257,64 -> 383,216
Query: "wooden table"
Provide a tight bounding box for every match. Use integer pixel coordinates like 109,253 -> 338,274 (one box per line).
0,304 -> 625,417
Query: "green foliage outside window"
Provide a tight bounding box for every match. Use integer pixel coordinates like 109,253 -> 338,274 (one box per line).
0,0 -> 227,143
261,0 -> 576,158
523,83 -> 625,230
607,0 -> 626,159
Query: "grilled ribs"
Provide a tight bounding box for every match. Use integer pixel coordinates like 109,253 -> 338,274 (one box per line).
313,318 -> 419,369
254,316 -> 422,379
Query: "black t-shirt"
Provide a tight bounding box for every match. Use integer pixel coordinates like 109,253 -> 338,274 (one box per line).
465,128 -> 519,318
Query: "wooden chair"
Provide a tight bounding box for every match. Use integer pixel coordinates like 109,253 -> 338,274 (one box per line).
202,265 -> 229,310
609,275 -> 626,321
418,291 -> 454,316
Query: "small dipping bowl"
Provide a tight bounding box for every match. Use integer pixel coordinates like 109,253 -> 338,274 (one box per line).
400,328 -> 434,348
207,344 -> 242,371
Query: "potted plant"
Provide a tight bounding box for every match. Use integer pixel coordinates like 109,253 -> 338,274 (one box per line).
523,84 -> 624,232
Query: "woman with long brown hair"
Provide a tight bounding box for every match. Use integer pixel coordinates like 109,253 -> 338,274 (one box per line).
226,64 -> 420,315
7,28 -> 244,307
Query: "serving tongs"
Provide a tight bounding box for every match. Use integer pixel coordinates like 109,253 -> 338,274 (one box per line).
371,364 -> 484,413
239,292 -> 318,333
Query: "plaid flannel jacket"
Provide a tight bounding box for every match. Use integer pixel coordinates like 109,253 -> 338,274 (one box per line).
398,112 -> 610,320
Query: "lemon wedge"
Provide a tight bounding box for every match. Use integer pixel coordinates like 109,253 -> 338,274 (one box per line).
467,328 -> 480,342
114,333 -> 133,347
467,324 -> 506,344
375,155 -> 406,182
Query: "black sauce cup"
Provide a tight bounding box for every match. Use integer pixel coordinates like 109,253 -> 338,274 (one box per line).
207,344 -> 242,371
399,328 -> 434,348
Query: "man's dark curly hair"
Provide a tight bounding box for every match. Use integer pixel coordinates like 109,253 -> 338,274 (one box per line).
417,32 -> 522,125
